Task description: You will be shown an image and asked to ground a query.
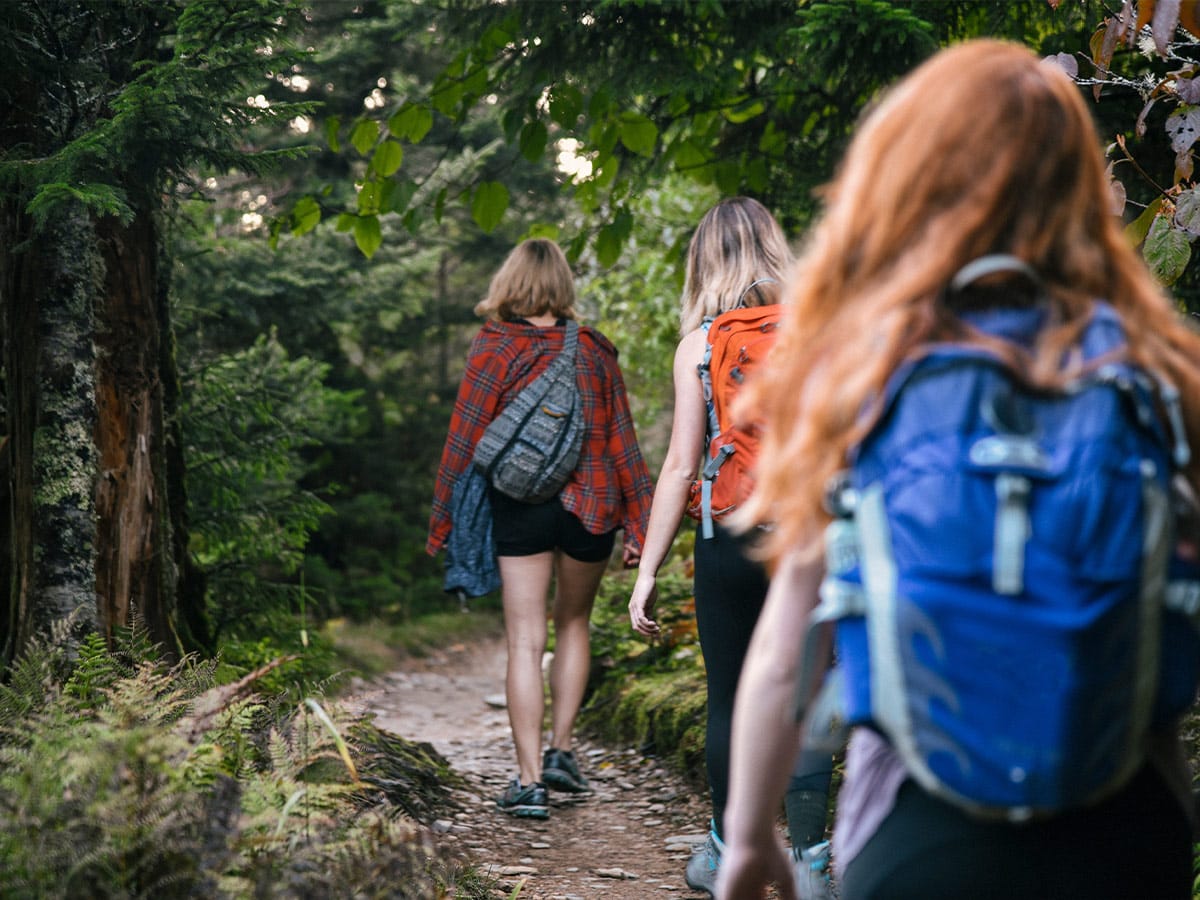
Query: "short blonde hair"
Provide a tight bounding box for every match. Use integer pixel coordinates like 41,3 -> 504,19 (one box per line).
680,197 -> 793,335
475,239 -> 576,321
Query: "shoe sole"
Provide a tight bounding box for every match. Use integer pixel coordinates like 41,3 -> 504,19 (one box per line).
543,767 -> 591,793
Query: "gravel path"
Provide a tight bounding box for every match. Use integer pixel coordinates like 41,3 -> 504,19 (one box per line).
346,635 -> 716,899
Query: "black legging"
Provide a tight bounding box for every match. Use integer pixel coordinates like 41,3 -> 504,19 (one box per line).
694,523 -> 833,843
842,764 -> 1192,900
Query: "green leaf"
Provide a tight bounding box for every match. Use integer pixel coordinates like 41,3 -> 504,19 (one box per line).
371,140 -> 404,177
471,181 -> 509,233
392,179 -> 419,214
335,213 -> 356,233
387,104 -> 434,143
291,197 -> 321,236
715,161 -> 742,194
357,180 -> 381,215
324,115 -> 341,153
432,79 -> 465,117
595,209 -> 633,267
549,84 -> 584,126
1144,216 -> 1192,285
519,120 -> 549,163
595,225 -> 624,268
618,112 -> 658,157
673,138 -> 709,170
354,215 -> 383,258
350,119 -> 379,156
434,188 -> 447,224
723,99 -> 765,123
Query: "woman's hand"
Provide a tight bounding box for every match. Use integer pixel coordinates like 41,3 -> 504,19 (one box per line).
622,544 -> 641,569
715,839 -> 798,900
628,572 -> 661,637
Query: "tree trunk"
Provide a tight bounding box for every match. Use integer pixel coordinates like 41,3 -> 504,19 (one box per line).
93,213 -> 186,657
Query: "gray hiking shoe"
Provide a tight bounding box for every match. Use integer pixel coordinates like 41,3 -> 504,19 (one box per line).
496,778 -> 549,819
684,828 -> 723,895
542,747 -> 591,793
793,839 -> 836,900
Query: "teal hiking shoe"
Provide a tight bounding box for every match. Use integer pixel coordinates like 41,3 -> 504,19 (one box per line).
542,747 -> 591,793
496,778 -> 549,819
684,825 -> 724,895
793,839 -> 836,900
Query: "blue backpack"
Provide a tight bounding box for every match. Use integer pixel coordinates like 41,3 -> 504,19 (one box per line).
802,256 -> 1200,821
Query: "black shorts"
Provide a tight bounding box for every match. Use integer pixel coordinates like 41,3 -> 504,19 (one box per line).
489,488 -> 615,562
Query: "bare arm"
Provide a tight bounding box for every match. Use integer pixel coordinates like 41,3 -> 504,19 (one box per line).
628,329 -> 708,636
717,550 -> 827,899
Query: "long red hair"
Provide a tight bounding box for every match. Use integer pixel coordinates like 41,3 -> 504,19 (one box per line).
738,39 -> 1200,564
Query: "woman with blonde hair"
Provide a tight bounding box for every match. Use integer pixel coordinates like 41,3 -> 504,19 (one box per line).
629,197 -> 834,898
717,40 -> 1200,900
428,238 -> 653,819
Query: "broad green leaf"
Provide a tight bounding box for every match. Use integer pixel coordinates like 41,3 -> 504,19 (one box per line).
387,104 -> 433,143
566,231 -> 588,264
574,179 -> 599,214
350,119 -> 379,156
673,138 -> 709,170
335,213 -> 355,233
595,220 -> 626,268
519,120 -> 549,163
593,155 -> 620,188
746,156 -> 768,193
471,181 -> 509,233
1126,196 -> 1164,246
357,180 -> 381,215
324,115 -> 341,153
479,23 -> 511,54
619,112 -> 658,157
589,87 -> 615,118
432,79 -> 465,117
463,64 -> 488,99
354,215 -> 383,258
392,179 -> 419,214
715,161 -> 742,194
291,196 -> 321,236
549,83 -> 584,126
371,140 -> 404,177
1144,216 -> 1191,285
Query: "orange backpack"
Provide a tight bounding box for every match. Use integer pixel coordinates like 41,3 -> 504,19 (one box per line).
686,303 -> 784,538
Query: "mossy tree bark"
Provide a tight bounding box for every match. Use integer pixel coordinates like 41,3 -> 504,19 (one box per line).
0,1 -> 205,668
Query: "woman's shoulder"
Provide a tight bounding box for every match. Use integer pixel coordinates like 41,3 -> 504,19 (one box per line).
578,322 -> 619,358
675,327 -> 709,363
472,320 -> 530,353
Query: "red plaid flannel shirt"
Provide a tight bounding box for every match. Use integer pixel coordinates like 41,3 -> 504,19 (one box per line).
426,319 -> 653,557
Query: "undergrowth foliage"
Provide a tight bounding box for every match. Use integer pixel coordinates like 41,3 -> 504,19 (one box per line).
0,623 -> 488,899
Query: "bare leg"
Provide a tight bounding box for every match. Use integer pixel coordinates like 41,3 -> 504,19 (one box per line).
548,552 -> 608,751
499,552 -> 554,785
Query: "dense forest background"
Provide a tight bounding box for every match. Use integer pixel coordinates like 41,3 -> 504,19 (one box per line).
3,1 -> 1200,895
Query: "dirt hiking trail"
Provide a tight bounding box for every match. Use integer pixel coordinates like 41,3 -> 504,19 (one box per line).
346,634 -> 718,899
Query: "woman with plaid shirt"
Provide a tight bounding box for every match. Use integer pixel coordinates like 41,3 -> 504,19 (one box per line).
427,238 -> 653,819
